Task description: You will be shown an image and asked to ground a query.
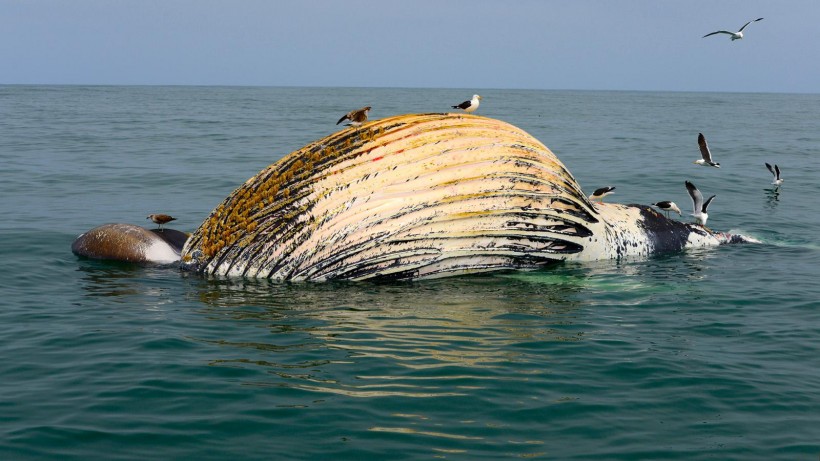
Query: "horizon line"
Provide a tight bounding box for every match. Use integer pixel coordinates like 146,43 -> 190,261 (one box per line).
0,82 -> 816,96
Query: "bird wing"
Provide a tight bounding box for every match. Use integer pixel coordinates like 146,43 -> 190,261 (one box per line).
765,162 -> 776,177
350,108 -> 368,123
149,213 -> 176,223
655,201 -> 671,208
686,181 -> 703,213
703,30 -> 734,38
738,17 -> 764,32
775,164 -> 781,180
336,113 -> 350,125
453,100 -> 471,110
702,195 -> 717,213
593,186 -> 614,196
698,133 -> 714,163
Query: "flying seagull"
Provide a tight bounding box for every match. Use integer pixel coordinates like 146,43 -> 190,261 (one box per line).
147,213 -> 177,231
703,17 -> 764,41
765,163 -> 784,187
589,186 -> 615,202
685,181 -> 716,227
452,94 -> 482,113
336,106 -> 371,126
695,132 -> 721,168
652,201 -> 682,218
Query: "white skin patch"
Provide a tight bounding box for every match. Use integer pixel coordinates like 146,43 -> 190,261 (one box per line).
144,239 -> 181,264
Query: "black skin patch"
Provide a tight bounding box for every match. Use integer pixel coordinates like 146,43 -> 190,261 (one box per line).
632,204 -> 697,254
149,228 -> 188,252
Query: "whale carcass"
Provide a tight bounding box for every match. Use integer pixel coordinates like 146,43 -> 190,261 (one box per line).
178,113 -> 738,281
72,223 -> 187,264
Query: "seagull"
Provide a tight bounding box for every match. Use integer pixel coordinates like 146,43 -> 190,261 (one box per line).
695,132 -> 721,168
703,17 -> 764,41
336,106 -> 371,126
685,181 -> 716,228
452,94 -> 482,113
589,186 -> 615,202
147,214 -> 177,231
652,201 -> 682,218
766,163 -> 784,187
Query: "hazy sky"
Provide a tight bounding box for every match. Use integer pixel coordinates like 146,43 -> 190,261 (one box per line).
2,0 -> 818,93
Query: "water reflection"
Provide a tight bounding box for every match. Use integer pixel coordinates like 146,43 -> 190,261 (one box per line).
765,187 -> 781,209
76,259 -> 179,313
77,260 -> 159,297
180,256 -> 711,399
185,274 -> 587,397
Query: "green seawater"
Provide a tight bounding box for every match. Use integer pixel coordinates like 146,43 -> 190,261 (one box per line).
1,86 -> 819,460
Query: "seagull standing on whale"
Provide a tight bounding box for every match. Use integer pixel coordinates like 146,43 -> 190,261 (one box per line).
336,106 -> 371,126
703,17 -> 764,41
766,163 -> 784,187
147,214 -> 177,231
695,133 -> 721,168
685,181 -> 716,227
589,186 -> 615,202
652,201 -> 682,218
452,94 -> 482,113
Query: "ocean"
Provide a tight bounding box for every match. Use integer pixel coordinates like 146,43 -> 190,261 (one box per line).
1,85 -> 818,460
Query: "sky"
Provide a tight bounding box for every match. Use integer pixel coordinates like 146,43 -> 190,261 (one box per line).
1,0 -> 819,93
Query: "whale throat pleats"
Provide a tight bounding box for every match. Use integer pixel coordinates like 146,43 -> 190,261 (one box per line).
181,114 -> 601,281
